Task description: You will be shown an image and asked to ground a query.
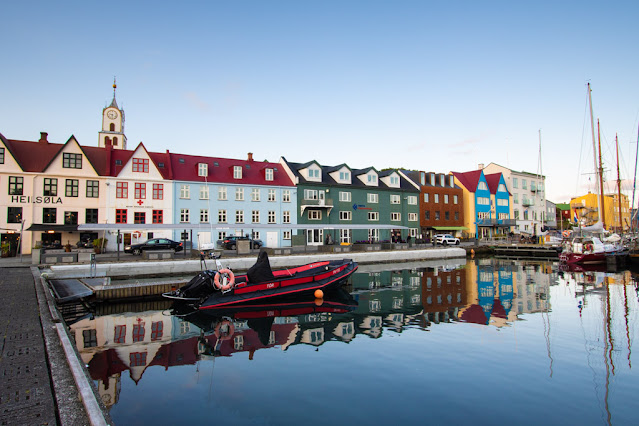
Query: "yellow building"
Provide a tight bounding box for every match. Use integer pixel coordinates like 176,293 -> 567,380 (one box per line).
570,192 -> 630,232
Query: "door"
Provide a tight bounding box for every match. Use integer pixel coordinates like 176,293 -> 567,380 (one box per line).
306,229 -> 323,245
266,232 -> 278,248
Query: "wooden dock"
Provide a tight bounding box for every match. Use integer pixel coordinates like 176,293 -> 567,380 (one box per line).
492,244 -> 560,259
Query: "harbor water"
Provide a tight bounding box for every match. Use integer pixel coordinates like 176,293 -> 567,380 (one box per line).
66,258 -> 639,425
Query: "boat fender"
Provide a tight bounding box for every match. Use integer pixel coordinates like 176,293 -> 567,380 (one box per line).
214,320 -> 235,341
214,269 -> 235,291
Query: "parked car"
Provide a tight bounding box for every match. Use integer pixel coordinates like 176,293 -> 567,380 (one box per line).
435,234 -> 460,246
124,238 -> 184,255
219,235 -> 263,250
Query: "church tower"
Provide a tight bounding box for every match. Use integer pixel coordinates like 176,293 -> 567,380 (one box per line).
98,79 -> 127,150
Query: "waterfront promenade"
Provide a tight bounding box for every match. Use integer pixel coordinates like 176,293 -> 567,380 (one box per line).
0,246 -> 469,424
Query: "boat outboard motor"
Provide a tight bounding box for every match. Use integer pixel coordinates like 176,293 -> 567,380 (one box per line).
179,270 -> 216,299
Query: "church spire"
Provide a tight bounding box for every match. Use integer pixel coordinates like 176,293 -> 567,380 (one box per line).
109,77 -> 119,109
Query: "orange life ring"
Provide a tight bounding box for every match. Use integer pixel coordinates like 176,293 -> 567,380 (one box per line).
132,230 -> 142,238
214,320 -> 235,341
214,269 -> 235,291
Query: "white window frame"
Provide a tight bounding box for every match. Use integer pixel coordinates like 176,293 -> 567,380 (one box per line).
283,190 -> 291,202
199,185 -> 209,200
407,195 -> 417,205
236,210 -> 244,223
265,168 -> 274,181
268,189 -> 276,202
234,166 -> 242,179
235,187 -> 244,201
180,184 -> 190,199
218,186 -> 227,200
180,208 -> 190,223
304,189 -> 318,200
268,211 -> 276,224
368,193 -> 379,203
283,211 -> 291,224
339,211 -> 352,221
339,191 -> 351,202
251,188 -> 260,202
218,209 -> 227,223
308,210 -> 322,220
391,212 -> 401,221
198,163 -> 208,177
390,194 -> 400,204
252,210 -> 260,223
408,213 -> 418,221
368,211 -> 379,221
200,209 -> 209,223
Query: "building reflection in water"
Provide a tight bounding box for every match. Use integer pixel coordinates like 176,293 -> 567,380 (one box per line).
68,259 -> 556,410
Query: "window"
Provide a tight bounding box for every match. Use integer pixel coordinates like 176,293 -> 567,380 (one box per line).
391,212 -> 401,221
524,210 -> 529,220
134,212 -> 146,224
424,193 -> 429,203
218,210 -> 227,223
435,211 -> 440,220
180,209 -> 190,223
339,171 -> 350,181
408,213 -> 418,221
86,180 -> 99,198
368,228 -> 379,242
455,212 -> 459,220
218,186 -> 227,200
304,189 -> 318,200
63,153 -> 82,169
368,211 -> 379,221
180,185 -> 190,199
65,179 -> 79,197
130,352 -> 147,367
135,183 -> 146,199
308,210 -> 321,220
445,211 -> 450,220
390,194 -> 400,204
200,209 -> 209,223
43,208 -> 56,224
339,191 -> 351,202
116,182 -> 128,198
233,166 -> 242,179
453,195 -> 458,204
83,330 -> 97,348
153,210 -> 163,224
499,183 -> 508,192
368,174 -> 377,184
235,187 -> 244,201
339,211 -> 352,221
514,193 -> 519,204
85,209 -> 98,224
478,197 -> 490,205
308,168 -> 320,179
265,168 -> 274,181
116,209 -> 127,224
200,185 -> 209,200
478,182 -> 488,191
0,147 -> 4,164
132,158 -> 149,173
368,193 -> 378,203
132,323 -> 145,342
151,322 -> 163,341
9,176 -> 23,195
282,190 -> 291,202
114,325 -> 126,344
198,163 -> 208,177
44,178 -> 58,196
252,210 -> 260,223
514,210 -> 520,219
268,211 -> 276,224
522,179 -> 528,190
424,210 -> 430,220
434,194 -> 439,203
340,229 -> 352,244
283,211 -> 291,224
407,196 -> 417,205
283,230 -> 291,240
444,194 -> 449,204
513,178 -> 519,188
153,184 -> 163,200
251,188 -> 260,201
236,210 -> 244,223
7,207 -> 22,223
390,176 -> 399,185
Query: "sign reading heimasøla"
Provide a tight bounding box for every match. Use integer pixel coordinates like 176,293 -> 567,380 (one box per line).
11,195 -> 63,204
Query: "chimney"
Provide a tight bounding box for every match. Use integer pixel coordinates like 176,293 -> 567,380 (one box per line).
478,163 -> 484,170
247,152 -> 254,162
39,132 -> 48,144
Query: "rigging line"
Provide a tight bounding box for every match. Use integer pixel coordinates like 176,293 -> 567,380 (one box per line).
623,281 -> 632,369
632,123 -> 639,229
577,87 -> 590,195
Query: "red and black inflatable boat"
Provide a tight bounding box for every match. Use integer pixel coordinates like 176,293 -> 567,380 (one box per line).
164,251 -> 358,310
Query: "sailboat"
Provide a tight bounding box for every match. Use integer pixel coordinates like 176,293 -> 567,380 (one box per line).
560,84 -> 619,265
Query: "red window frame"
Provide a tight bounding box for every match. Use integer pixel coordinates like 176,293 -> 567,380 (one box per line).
132,158 -> 149,173
135,182 -> 146,199
152,210 -> 163,224
116,209 -> 127,224
130,352 -> 147,367
153,183 -> 163,200
134,212 -> 146,224
132,323 -> 145,342
151,321 -> 163,341
114,325 -> 126,344
116,182 -> 128,198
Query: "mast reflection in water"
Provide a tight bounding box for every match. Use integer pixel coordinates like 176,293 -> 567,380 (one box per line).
67,259 -> 639,425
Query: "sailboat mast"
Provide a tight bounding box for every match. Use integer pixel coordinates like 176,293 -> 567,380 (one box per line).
616,134 -> 623,233
632,124 -> 639,233
588,83 -> 602,222
598,120 -> 607,229
538,129 -> 545,231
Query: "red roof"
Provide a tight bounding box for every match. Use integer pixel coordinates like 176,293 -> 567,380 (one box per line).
484,173 -> 502,194
452,170 -> 482,192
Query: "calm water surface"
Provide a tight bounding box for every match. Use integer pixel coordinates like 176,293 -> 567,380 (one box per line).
68,258 -> 639,425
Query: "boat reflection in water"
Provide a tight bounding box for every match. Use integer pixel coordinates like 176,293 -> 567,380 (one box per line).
70,257 -> 639,425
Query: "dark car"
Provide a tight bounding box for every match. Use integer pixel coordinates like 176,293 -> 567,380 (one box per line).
124,238 -> 183,255
219,235 -> 263,250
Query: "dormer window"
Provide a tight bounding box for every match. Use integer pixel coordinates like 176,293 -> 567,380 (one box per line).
440,175 -> 445,186
115,160 -> 122,166
63,153 -> 82,169
265,168 -> 274,181
158,162 -> 165,168
132,158 -> 149,173
367,174 -> 377,185
390,176 -> 399,186
306,166 -> 321,182
234,166 -> 242,179
449,175 -> 454,187
430,174 -> 435,186
339,171 -> 350,181
198,163 -> 208,177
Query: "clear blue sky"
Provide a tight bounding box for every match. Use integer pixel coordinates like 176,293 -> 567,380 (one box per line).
2,0 -> 639,204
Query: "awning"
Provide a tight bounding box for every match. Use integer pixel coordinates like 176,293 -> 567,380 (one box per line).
432,226 -> 469,231
26,224 -> 79,232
